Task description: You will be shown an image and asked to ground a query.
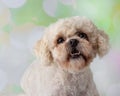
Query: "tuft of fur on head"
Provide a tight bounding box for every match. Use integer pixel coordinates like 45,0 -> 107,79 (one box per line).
34,16 -> 109,73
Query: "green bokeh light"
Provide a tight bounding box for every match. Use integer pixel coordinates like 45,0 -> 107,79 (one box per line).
10,0 -> 57,26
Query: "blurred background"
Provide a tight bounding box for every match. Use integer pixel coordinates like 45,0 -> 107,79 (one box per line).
0,0 -> 120,96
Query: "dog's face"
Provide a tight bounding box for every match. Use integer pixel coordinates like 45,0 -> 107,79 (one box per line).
50,29 -> 94,72
35,17 -> 109,73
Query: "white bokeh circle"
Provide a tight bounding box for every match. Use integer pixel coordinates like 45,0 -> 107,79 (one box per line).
27,27 -> 45,53
59,0 -> 75,5
43,0 -> 58,17
10,24 -> 36,50
10,31 -> 29,50
1,0 -> 27,8
0,69 -> 8,92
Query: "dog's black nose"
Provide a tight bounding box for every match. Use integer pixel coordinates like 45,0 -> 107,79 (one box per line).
69,39 -> 79,47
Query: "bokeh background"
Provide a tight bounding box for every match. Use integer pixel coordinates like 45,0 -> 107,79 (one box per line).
0,0 -> 120,96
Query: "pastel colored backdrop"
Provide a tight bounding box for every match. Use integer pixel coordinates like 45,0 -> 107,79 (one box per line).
0,0 -> 120,96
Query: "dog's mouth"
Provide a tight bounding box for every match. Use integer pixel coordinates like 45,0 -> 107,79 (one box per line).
70,49 -> 80,59
69,49 -> 86,60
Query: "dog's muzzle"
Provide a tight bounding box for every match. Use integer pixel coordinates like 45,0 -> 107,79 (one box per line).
68,39 -> 80,58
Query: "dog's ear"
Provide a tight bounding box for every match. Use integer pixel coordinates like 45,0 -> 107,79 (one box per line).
97,30 -> 109,57
34,37 -> 53,65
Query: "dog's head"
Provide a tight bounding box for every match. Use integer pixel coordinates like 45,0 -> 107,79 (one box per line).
34,16 -> 109,73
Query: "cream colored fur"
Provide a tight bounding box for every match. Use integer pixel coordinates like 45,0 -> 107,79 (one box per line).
20,16 -> 109,96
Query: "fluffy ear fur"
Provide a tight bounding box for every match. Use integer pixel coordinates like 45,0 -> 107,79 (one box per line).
34,37 -> 53,65
97,30 -> 109,57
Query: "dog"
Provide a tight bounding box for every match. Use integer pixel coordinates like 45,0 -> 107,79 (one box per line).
21,16 -> 109,96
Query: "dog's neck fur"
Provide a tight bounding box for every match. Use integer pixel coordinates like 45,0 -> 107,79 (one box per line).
21,62 -> 99,96
46,66 -> 99,96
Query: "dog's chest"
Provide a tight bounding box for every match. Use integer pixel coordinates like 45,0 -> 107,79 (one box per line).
48,71 -> 89,96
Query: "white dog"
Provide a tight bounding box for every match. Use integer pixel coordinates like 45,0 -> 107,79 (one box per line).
21,16 -> 109,96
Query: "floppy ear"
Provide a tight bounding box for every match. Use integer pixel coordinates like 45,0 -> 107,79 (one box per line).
34,37 -> 53,65
97,30 -> 109,57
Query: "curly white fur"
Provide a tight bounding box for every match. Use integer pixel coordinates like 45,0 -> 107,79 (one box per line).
20,16 -> 109,96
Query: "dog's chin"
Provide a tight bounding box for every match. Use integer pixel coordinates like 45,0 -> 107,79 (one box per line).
53,48 -> 89,73
56,52 -> 88,73
68,49 -> 87,61
69,53 -> 87,61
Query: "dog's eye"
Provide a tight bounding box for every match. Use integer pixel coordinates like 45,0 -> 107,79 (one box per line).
77,32 -> 88,40
57,37 -> 64,44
